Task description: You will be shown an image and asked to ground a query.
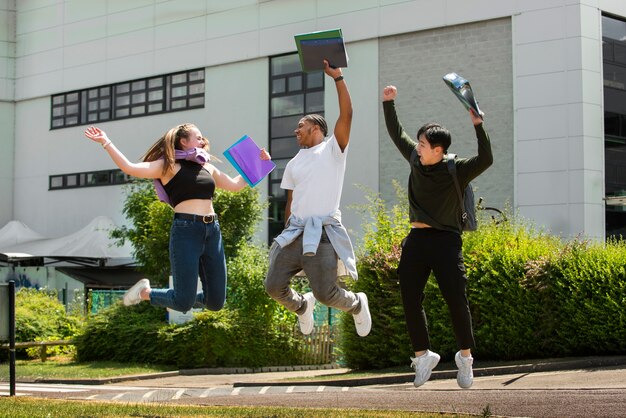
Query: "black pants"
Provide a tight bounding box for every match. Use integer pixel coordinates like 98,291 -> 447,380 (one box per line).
398,227 -> 475,352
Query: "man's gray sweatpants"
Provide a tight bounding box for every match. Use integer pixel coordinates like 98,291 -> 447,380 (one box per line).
264,232 -> 360,315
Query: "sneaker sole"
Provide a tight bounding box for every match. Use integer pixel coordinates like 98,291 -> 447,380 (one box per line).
413,354 -> 440,387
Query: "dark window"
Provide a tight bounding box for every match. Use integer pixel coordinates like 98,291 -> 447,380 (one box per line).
602,14 -> 626,239
50,69 -> 204,129
49,169 -> 131,190
267,53 -> 324,242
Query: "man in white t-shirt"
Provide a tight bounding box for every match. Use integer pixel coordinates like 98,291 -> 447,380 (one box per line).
264,60 -> 371,337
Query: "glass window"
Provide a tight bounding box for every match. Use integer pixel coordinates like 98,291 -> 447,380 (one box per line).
189,70 -> 204,81
172,86 -> 187,97
288,75 -> 302,91
189,83 -> 204,95
188,97 -> 204,107
49,176 -> 63,189
271,95 -> 304,117
66,174 -> 78,187
272,78 -> 286,94
271,115 -> 302,138
132,93 -> 146,104
171,99 -> 187,109
271,54 -> 301,76
172,73 -> 187,84
307,72 -> 324,89
603,14 -> 626,239
149,90 -> 163,101
116,83 -> 129,94
149,77 -> 163,88
49,169 -> 130,190
306,91 -> 324,113
50,68 -> 205,129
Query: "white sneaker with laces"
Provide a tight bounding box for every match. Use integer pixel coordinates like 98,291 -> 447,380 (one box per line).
353,292 -> 372,337
410,350 -> 440,387
123,279 -> 150,306
455,351 -> 474,389
298,292 -> 316,335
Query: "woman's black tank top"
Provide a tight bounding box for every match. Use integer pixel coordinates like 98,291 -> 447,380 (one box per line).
163,160 -> 215,207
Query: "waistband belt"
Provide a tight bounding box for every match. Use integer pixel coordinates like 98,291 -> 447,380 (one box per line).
174,213 -> 218,224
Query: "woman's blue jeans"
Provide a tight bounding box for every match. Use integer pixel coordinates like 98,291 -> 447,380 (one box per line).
149,216 -> 227,313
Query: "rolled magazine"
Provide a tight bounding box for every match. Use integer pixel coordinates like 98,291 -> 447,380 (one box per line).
442,73 -> 482,119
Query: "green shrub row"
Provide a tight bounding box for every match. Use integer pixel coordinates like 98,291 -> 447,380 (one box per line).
341,188 -> 626,368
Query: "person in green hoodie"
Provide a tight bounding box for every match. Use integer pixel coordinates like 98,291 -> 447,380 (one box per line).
382,84 -> 492,389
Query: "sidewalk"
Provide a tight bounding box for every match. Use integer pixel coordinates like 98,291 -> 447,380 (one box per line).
36,355 -> 626,388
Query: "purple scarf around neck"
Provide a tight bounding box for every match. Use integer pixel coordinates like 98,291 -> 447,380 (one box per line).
153,147 -> 210,207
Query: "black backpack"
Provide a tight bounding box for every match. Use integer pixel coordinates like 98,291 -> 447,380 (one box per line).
446,153 -> 477,232
409,149 -> 477,233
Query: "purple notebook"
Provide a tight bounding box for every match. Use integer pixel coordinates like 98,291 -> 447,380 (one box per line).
223,135 -> 276,187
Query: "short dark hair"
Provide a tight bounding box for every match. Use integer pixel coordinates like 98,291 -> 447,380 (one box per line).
303,114 -> 328,137
417,123 -> 451,152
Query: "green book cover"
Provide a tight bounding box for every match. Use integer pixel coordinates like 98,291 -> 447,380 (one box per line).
294,28 -> 348,72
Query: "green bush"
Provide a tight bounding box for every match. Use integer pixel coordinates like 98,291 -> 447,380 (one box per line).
74,303 -> 165,363
524,239 -> 626,356
454,218 -> 561,360
340,188 -> 626,369
75,304 -> 302,368
11,288 -> 83,359
339,184 -> 412,369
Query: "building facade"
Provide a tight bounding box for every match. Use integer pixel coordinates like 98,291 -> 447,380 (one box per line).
1,0 -> 626,246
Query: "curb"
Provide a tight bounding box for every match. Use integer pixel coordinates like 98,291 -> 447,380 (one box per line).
233,355 -> 626,387
33,364 -> 340,385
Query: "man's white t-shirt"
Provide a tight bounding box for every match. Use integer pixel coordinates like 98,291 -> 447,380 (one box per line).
281,135 -> 347,219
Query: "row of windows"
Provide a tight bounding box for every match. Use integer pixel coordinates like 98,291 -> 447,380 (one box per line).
50,69 -> 205,129
49,169 -> 130,190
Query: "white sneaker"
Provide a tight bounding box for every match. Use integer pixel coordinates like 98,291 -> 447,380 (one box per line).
298,292 -> 316,335
353,292 -> 372,337
455,351 -> 474,389
123,279 -> 150,306
410,350 -> 440,387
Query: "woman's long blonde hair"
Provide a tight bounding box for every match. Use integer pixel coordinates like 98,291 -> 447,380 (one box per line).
142,123 -> 214,175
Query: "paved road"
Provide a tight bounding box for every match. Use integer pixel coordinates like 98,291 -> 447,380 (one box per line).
2,364 -> 626,417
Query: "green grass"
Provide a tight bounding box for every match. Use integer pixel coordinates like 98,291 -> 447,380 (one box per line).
0,357 -> 176,381
0,398 -> 471,418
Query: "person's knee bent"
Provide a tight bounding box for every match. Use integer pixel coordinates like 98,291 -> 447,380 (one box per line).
170,295 -> 196,313
264,276 -> 288,300
204,298 -> 225,311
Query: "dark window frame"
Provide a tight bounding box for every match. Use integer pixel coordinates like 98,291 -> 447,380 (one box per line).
267,53 -> 324,243
50,68 -> 205,129
49,169 -> 131,190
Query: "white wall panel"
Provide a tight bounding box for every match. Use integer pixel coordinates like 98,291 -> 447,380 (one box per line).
259,0 -> 314,29
16,26 -> 62,56
205,5 -> 258,39
518,171 -> 570,205
63,0 -> 106,24
155,0 -> 206,26
517,105 -> 569,141
15,4 -> 60,34
63,17 -> 107,46
107,6 -> 155,36
155,16 -> 206,50
517,138 -> 570,173
516,40 -> 567,76
106,28 -> 154,61
62,39 -> 106,69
